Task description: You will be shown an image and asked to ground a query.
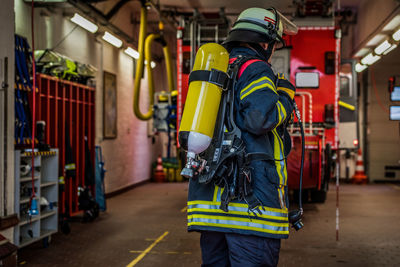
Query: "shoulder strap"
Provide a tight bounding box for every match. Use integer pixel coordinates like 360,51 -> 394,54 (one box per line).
229,55 -> 265,80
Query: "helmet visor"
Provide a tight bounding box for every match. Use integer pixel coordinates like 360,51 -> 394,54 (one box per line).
276,10 -> 298,36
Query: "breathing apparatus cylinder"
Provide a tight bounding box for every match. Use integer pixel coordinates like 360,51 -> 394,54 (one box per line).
179,43 -> 229,178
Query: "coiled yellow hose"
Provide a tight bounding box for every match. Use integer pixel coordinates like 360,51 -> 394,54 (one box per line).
133,5 -> 175,120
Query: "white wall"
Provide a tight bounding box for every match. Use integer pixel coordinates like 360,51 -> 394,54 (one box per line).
365,50 -> 400,181
343,0 -> 400,181
0,0 -> 15,241
14,1 -> 170,193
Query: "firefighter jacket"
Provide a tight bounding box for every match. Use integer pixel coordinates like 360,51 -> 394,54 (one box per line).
187,46 -> 295,239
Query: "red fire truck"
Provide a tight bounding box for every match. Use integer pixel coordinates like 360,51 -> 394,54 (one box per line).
177,17 -> 357,203
278,25 -> 341,203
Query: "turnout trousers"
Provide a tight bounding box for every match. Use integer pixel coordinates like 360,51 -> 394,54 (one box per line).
200,231 -> 281,267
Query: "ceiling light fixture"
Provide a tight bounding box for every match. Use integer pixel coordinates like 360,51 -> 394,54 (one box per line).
70,13 -> 98,33
392,28 -> 400,41
102,31 -> 123,48
355,63 -> 367,73
361,53 -> 381,65
383,44 -> 398,55
124,47 -> 139,59
374,40 -> 391,55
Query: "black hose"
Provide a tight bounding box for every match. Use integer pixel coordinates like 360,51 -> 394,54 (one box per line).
293,102 -> 304,212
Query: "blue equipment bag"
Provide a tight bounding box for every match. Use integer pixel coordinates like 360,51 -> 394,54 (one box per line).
95,146 -> 106,211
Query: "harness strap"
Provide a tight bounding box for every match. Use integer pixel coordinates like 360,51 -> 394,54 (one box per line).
229,57 -> 264,79
189,69 -> 230,89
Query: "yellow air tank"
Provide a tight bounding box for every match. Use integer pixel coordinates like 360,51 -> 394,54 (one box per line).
179,43 -> 229,177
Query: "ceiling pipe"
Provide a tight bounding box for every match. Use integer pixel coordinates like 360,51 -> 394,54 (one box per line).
105,0 -> 131,20
146,0 -> 178,29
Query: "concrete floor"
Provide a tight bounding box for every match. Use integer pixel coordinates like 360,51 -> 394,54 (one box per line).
18,182 -> 400,267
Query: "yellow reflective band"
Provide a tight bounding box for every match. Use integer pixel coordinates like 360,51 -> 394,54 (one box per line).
240,83 -> 276,101
272,129 -> 287,209
339,100 -> 355,111
276,103 -> 282,126
277,87 -> 295,99
278,101 -> 287,121
187,200 -> 288,214
188,214 -> 288,228
188,216 -> 289,235
213,186 -> 219,202
240,76 -> 276,95
275,101 -> 287,127
240,76 -> 277,100
187,207 -> 288,221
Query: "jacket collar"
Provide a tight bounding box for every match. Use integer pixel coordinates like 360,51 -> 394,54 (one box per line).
230,46 -> 271,66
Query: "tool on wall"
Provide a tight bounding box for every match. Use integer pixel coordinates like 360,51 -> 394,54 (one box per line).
35,49 -> 97,85
133,0 -> 175,120
95,146 -> 106,212
14,35 -> 33,145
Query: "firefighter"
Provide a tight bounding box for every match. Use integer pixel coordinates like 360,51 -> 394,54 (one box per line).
187,7 -> 298,267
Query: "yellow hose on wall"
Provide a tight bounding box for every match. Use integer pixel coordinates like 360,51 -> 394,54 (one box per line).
133,5 -> 175,120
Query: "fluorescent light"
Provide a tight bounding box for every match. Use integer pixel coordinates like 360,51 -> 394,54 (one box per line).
354,48 -> 370,58
70,13 -> 98,33
383,44 -> 398,55
366,34 -> 386,46
383,15 -> 400,31
374,40 -> 391,55
102,31 -> 123,48
124,47 -> 139,59
361,53 -> 381,65
355,63 -> 367,73
392,28 -> 400,41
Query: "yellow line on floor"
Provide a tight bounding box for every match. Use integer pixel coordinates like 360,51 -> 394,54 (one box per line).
130,250 -> 192,255
126,231 -> 169,267
181,206 -> 187,213
130,250 -> 159,254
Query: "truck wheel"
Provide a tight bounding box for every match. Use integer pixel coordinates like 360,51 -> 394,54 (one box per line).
311,144 -> 332,203
310,189 -> 327,203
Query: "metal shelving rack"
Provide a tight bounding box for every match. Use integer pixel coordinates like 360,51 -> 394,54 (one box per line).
14,149 -> 59,248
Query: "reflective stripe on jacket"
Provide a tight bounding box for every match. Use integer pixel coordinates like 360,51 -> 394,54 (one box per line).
187,46 -> 294,239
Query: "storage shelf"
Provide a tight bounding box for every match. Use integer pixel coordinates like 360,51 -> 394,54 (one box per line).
19,230 -> 57,248
19,215 -> 40,226
20,236 -> 41,248
41,181 -> 57,187
15,149 -> 59,248
41,210 -> 57,219
20,176 -> 40,183
40,229 -> 57,238
20,197 -> 39,205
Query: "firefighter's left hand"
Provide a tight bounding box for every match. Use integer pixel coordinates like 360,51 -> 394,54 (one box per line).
276,73 -> 296,100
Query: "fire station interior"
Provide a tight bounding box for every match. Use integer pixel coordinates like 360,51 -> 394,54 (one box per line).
0,0 -> 399,266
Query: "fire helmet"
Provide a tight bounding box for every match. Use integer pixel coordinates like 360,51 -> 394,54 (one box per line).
224,7 -> 298,48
